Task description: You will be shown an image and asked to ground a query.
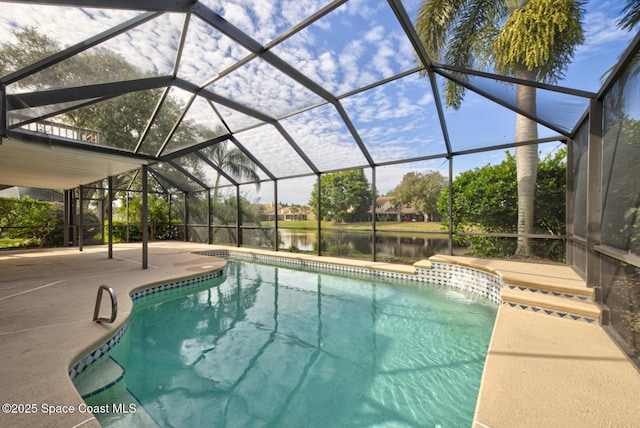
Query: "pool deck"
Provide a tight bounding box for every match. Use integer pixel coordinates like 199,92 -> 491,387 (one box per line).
0,242 -> 639,427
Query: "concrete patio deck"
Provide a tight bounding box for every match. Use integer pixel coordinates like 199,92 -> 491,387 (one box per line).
0,243 -> 638,427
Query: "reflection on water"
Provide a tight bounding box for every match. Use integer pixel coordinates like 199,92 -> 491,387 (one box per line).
99,261 -> 496,427
279,229 -> 448,259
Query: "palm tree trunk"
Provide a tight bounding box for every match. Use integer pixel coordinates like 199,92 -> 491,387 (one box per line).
213,172 -> 221,205
515,66 -> 538,257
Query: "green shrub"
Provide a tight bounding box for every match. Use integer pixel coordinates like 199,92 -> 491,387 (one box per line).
0,197 -> 60,247
313,239 -> 327,253
107,219 -> 181,242
328,244 -> 351,256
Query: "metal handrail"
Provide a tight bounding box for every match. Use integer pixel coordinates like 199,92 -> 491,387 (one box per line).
93,285 -> 118,323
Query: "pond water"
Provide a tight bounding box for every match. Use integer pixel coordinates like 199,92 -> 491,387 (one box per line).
279,229 -> 449,259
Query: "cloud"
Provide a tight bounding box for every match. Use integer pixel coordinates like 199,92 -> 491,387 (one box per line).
0,5 -> 136,55
2,6 -> 182,85
580,16 -> 627,53
213,0 -> 330,45
264,174 -> 316,204
344,0 -> 384,20
268,0 -> 420,96
234,124 -> 315,177
0,4 -> 137,46
209,56 -> 325,119
217,2 -> 261,40
280,104 -> 370,171
178,16 -> 253,85
575,2 -> 634,59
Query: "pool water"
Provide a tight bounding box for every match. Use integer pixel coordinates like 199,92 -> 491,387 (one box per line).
82,260 -> 497,427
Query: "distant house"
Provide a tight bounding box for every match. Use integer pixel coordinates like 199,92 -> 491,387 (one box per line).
279,205 -> 313,221
370,196 -> 425,222
0,187 -> 63,202
374,196 -> 400,221
256,203 -> 316,222
255,198 -> 436,223
256,202 -> 281,221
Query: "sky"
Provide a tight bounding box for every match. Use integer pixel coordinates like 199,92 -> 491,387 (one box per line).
0,0 -> 636,204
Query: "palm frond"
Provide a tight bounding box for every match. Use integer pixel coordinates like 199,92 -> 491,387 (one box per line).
415,0 -> 467,63
443,0 -> 507,108
618,0 -> 640,30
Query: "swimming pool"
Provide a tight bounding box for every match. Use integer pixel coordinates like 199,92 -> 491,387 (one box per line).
75,259 -> 497,427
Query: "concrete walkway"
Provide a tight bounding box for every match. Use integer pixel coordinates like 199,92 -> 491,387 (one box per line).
0,242 -> 224,428
0,243 -> 639,427
431,256 -> 640,427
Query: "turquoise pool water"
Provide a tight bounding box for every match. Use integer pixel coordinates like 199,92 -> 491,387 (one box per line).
80,260 -> 497,427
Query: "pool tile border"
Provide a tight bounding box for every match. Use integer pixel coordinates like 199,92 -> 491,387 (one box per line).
130,270 -> 223,303
504,284 -> 592,302
207,251 -> 597,323
69,319 -> 129,380
503,301 -> 598,323
203,250 -> 504,305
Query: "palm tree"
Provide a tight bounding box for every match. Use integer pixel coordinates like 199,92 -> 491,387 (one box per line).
202,141 -> 262,202
416,0 -> 584,256
202,141 -> 272,245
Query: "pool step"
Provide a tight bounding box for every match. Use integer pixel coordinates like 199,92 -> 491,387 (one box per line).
498,267 -> 600,322
500,285 -> 600,323
74,356 -> 125,399
422,255 -> 600,323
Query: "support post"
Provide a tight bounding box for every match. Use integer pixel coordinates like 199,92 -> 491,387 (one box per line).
183,192 -> 189,242
566,139 -> 575,266
207,189 -> 212,245
100,186 -> 105,244
372,167 -> 377,262
108,176 -> 113,259
586,99 -> 603,292
236,185 -> 241,247
125,192 -> 130,242
448,156 -> 454,256
167,193 -> 171,239
78,186 -> 84,252
63,189 -> 72,246
274,180 -> 279,251
142,165 -> 149,270
1,85 -> 6,143
317,174 -> 322,256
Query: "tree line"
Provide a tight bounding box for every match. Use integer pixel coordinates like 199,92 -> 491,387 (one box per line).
305,147 -> 566,258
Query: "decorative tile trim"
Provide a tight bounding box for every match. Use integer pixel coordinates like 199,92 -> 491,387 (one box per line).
415,261 -> 504,305
209,251 -> 598,323
505,285 -> 592,302
131,269 -> 224,303
202,250 -> 505,305
204,251 -> 388,278
69,268 -> 226,380
502,301 -> 598,324
69,319 -> 129,380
